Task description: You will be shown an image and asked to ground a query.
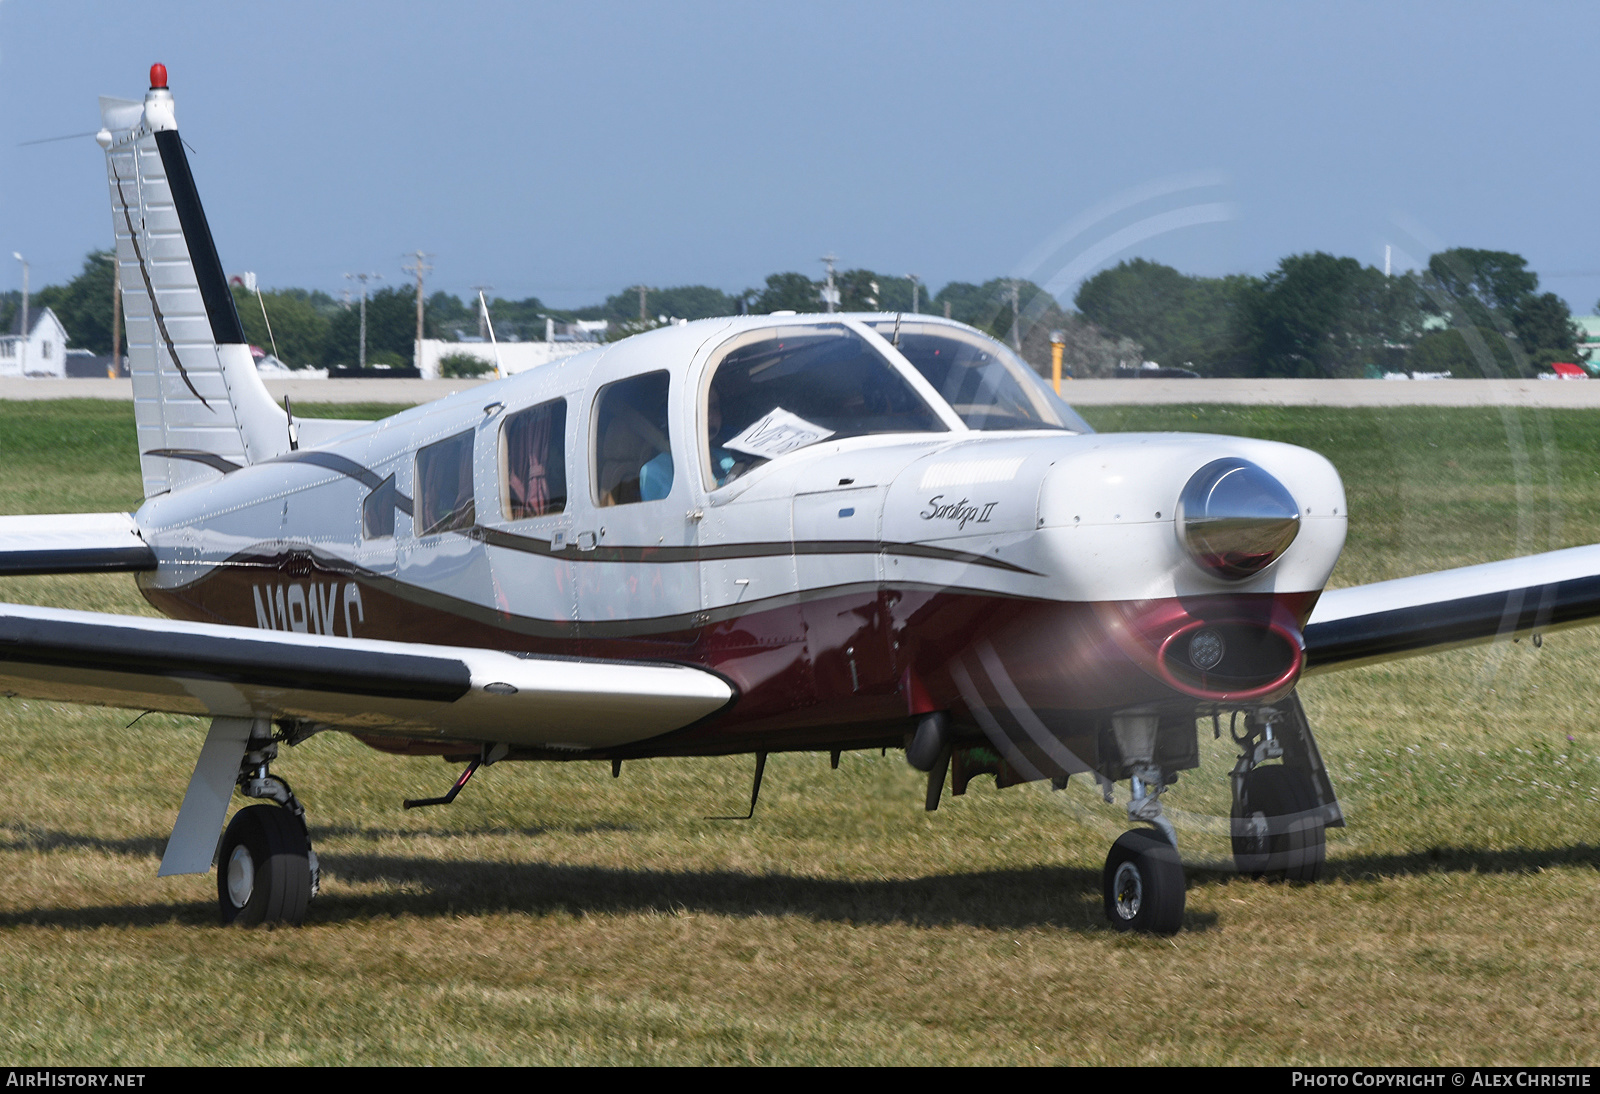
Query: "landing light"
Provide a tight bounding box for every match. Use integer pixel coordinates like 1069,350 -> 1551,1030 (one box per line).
1188,628 -> 1225,670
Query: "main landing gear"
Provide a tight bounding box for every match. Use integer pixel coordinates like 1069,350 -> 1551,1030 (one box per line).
218,729 -> 319,927
159,717 -> 321,928
1228,704 -> 1327,882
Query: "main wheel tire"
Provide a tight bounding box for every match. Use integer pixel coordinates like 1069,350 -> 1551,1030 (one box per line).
1103,828 -> 1185,934
1231,765 -> 1325,883
217,804 -> 312,927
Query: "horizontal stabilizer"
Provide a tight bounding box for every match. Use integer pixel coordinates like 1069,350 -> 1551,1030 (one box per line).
0,513 -> 154,575
0,601 -> 735,749
1305,544 -> 1600,671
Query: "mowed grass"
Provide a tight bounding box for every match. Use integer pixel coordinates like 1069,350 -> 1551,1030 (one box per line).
0,399 -> 1596,1064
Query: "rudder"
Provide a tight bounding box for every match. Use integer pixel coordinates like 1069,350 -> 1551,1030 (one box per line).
98,65 -> 291,497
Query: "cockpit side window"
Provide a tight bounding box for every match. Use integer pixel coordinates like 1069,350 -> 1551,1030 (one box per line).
874,322 -> 1092,433
593,370 -> 673,507
415,430 -> 477,536
703,323 -> 946,488
500,398 -> 568,520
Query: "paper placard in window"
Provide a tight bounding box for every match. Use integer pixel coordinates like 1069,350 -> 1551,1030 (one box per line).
724,408 -> 835,460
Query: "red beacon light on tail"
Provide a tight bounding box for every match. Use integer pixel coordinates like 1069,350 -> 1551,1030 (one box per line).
149,63 -> 168,90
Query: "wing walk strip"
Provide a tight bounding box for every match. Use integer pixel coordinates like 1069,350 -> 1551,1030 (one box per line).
0,513 -> 156,575
1305,544 -> 1600,670
0,607 -> 470,701
0,545 -> 155,575
0,600 -> 737,747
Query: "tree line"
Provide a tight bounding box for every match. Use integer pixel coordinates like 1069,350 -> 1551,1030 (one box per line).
0,246 -> 1585,379
1072,248 -> 1585,379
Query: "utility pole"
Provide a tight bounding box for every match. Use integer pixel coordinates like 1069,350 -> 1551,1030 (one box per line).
627,284 -> 655,323
402,251 -> 432,351
344,271 -> 382,369
12,253 -> 27,374
110,254 -> 122,377
820,253 -> 839,313
908,274 -> 921,315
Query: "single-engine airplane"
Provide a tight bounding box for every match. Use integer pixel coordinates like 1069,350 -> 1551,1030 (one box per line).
4,66 -> 1599,933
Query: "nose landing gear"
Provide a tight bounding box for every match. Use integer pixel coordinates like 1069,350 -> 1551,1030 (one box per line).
1104,828 -> 1185,934
1101,710 -> 1186,934
1094,695 -> 1342,932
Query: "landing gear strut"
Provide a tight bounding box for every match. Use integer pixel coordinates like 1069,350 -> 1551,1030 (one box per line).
218,729 -> 319,926
1228,705 -> 1326,882
1101,710 -> 1186,934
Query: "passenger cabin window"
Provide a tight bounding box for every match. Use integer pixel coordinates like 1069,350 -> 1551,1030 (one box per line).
500,398 -> 568,520
593,371 -> 673,506
415,430 -> 476,535
703,323 -> 946,488
873,322 -> 1091,433
361,474 -> 397,539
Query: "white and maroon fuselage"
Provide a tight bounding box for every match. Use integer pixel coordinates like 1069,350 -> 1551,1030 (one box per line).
129,315 -> 1347,775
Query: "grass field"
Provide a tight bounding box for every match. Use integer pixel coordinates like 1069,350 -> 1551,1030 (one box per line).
0,400 -> 1596,1065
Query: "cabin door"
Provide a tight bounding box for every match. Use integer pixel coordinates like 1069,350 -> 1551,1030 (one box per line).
569,366 -> 700,657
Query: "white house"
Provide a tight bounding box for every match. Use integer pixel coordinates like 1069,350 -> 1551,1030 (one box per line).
0,306 -> 68,378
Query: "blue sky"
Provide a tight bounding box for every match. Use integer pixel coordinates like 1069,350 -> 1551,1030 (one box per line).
3,1 -> 1596,311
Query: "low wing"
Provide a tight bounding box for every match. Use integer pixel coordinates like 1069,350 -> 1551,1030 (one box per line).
1304,544 -> 1600,672
0,513 -> 155,574
0,600 -> 734,749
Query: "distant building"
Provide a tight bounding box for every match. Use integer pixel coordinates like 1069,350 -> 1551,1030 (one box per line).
1574,316 -> 1600,369
414,338 -> 593,380
550,318 -> 608,343
0,306 -> 68,378
64,348 -> 129,378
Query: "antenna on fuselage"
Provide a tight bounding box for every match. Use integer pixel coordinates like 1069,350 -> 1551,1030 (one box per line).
283,395 -> 298,451
707,752 -> 768,820
476,288 -> 503,379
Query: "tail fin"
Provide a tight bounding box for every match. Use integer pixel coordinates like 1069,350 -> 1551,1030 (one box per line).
98,65 -> 290,497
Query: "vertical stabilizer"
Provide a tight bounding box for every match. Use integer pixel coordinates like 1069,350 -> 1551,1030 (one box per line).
98,65 -> 290,497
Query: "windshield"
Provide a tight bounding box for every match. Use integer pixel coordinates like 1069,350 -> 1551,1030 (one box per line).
873,321 -> 1093,433
703,323 -> 948,488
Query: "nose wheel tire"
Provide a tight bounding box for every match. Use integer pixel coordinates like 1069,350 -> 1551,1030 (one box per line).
1231,765 -> 1325,882
218,804 -> 312,927
1103,828 -> 1185,934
